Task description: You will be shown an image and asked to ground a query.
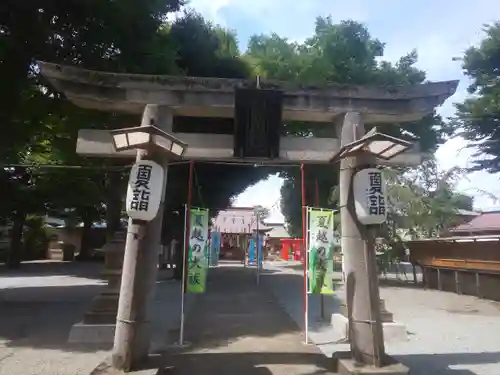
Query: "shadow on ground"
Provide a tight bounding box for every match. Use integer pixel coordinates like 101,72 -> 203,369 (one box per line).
261,267 -> 343,326
0,275 -> 184,355
282,263 -> 304,272
0,260 -> 104,280
135,351 -> 334,375
0,283 -> 110,353
149,264 -> 337,374
0,263 -> 296,356
394,351 -> 500,375
166,267 -> 304,351
378,278 -> 423,290
114,345 -> 500,374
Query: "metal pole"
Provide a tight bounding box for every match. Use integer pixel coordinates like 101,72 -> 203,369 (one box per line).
179,161 -> 194,346
300,164 -> 309,344
316,179 -> 325,321
179,204 -> 188,346
256,212 -> 260,285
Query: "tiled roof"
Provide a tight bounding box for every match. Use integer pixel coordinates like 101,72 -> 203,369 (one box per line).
212,207 -> 272,233
266,224 -> 290,239
450,211 -> 500,233
456,209 -> 481,217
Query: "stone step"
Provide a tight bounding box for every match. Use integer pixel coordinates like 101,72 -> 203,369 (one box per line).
83,311 -> 117,325
88,294 -> 120,313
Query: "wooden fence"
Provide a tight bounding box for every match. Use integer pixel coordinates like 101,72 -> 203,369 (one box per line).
407,236 -> 500,301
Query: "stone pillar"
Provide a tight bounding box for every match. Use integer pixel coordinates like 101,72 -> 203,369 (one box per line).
340,112 -> 383,364
120,105 -> 173,364
330,113 -> 408,369
68,106 -> 173,345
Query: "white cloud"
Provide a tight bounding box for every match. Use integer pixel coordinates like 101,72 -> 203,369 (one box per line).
232,174 -> 286,222
184,0 -> 234,25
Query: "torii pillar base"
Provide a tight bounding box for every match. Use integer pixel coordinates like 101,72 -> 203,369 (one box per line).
330,299 -> 408,343
332,351 -> 409,375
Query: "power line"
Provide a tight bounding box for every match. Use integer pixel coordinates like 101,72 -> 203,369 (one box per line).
2,159 -> 301,170
1,160 -> 193,170
1,164 -> 129,170
194,160 -> 302,168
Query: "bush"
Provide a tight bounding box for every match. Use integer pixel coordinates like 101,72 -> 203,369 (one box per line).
23,216 -> 49,260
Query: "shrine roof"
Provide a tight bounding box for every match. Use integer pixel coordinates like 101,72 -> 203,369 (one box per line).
450,211 -> 500,234
212,207 -> 272,233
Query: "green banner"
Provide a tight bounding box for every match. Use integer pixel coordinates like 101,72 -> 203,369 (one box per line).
187,207 -> 209,293
307,208 -> 336,294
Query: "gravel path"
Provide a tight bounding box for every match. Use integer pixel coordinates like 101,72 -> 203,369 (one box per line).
263,260 -> 500,375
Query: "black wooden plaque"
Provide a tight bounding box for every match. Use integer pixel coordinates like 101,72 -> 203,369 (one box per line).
234,88 -> 283,159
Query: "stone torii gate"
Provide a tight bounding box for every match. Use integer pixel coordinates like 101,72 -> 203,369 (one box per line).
39,61 -> 457,373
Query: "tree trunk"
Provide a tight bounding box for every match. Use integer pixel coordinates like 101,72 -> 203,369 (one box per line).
173,240 -> 183,280
6,209 -> 26,269
77,208 -> 93,260
105,171 -> 124,240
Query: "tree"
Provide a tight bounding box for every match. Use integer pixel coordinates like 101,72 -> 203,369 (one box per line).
169,10 -> 252,78
453,22 -> 500,173
158,12 -> 271,245
0,0 -> 184,266
247,18 -> 447,232
253,205 -> 270,221
0,0 -> 183,160
384,158 -> 473,239
376,159 -> 474,273
328,158 -> 474,272
2,6 -> 272,268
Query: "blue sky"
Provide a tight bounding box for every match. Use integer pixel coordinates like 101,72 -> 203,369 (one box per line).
188,0 -> 500,222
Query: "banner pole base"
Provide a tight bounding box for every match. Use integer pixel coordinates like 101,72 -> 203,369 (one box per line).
169,341 -> 192,349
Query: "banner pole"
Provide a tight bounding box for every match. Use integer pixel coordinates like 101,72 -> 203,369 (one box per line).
305,208 -> 310,344
256,214 -> 260,285
179,161 -> 194,346
179,203 -> 188,346
300,164 -> 309,344
315,180 -> 325,321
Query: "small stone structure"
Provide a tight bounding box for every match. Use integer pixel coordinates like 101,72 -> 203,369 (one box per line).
69,232 -> 125,342
331,298 -> 408,344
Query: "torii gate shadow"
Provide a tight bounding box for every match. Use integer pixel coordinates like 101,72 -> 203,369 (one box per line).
139,351 -> 335,375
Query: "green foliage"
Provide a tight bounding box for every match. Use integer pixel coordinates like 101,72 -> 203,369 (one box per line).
384,158 -> 473,239
1,5 -> 265,254
23,216 -> 49,260
1,1 -> 181,265
170,10 -> 252,78
247,18 -> 445,232
2,9 -> 456,264
453,23 -> 500,173
0,0 -> 183,157
253,205 -> 270,220
157,11 -> 269,240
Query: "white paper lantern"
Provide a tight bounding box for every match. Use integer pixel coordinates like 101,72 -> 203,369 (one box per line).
126,160 -> 164,221
353,168 -> 387,225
